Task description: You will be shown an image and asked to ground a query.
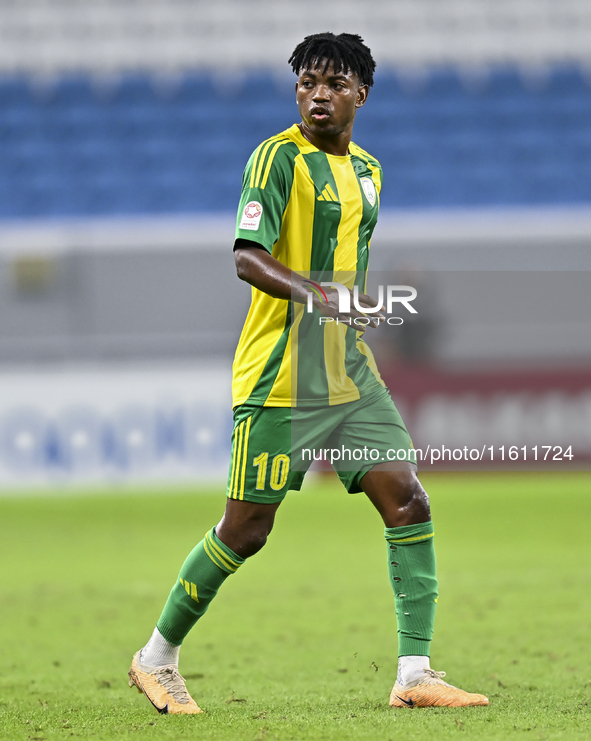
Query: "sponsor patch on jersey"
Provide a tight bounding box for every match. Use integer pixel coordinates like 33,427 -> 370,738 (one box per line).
360,177 -> 376,207
239,201 -> 263,230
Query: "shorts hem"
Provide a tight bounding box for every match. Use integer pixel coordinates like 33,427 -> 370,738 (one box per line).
226,480 -> 302,504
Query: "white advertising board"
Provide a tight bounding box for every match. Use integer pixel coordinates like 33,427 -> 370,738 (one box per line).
0,364 -> 232,487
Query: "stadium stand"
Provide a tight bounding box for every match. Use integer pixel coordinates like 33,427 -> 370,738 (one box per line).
0,0 -> 590,217
0,66 -> 589,217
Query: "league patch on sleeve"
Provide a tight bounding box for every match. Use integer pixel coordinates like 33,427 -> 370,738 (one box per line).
239,201 -> 263,230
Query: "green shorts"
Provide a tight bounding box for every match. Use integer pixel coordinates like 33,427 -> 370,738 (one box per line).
226,386 -> 414,504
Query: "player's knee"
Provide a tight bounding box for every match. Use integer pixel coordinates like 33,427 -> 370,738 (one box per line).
399,471 -> 424,503
217,499 -> 280,558
246,518 -> 273,551
218,518 -> 273,559
392,470 -> 430,514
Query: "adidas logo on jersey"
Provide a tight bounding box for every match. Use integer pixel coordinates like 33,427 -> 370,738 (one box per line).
317,184 -> 338,202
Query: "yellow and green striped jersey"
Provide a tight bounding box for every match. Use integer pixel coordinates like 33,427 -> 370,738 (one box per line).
233,123 -> 385,408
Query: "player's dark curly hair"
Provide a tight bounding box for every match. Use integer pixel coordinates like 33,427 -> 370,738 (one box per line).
288,32 -> 376,87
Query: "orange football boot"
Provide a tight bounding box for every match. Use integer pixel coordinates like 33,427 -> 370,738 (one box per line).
128,651 -> 203,715
389,668 -> 489,708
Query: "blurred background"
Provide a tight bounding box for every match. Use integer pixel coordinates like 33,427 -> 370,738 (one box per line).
0,0 -> 590,483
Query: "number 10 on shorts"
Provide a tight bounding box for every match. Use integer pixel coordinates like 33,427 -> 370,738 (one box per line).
253,452 -> 290,490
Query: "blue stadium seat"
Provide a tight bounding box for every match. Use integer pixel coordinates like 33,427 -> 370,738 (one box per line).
53,76 -> 96,106
484,68 -> 527,98
176,74 -> 218,104
544,67 -> 590,97
0,77 -> 32,107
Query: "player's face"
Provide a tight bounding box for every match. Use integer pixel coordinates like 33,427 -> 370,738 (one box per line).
295,61 -> 368,141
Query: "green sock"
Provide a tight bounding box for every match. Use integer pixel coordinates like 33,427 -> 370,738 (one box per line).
156,527 -> 245,645
385,521 -> 438,657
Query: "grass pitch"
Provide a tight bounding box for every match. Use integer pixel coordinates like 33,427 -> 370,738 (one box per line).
0,472 -> 589,740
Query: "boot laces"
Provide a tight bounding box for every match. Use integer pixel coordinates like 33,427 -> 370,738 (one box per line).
153,666 -> 192,704
424,668 -> 447,681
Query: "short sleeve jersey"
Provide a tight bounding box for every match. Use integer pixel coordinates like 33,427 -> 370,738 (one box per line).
233,123 -> 385,409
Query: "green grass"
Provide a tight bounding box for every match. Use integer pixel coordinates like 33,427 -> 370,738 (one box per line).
0,472 -> 589,740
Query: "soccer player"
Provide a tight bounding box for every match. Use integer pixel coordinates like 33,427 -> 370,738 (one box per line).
128,32 -> 488,713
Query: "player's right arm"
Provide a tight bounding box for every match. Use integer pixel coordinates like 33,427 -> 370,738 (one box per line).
235,246 -> 382,328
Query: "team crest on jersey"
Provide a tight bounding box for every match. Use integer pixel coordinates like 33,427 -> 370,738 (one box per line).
360,177 -> 376,207
239,201 -> 263,230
